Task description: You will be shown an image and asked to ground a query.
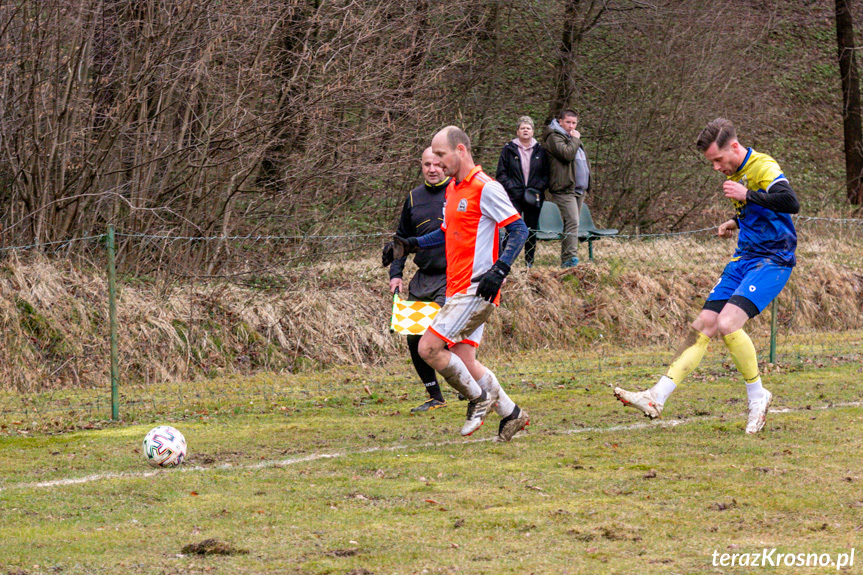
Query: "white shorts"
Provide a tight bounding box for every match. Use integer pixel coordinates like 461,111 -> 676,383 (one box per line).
427,292 -> 494,348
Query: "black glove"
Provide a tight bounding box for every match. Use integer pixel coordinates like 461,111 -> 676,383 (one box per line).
473,261 -> 510,302
381,236 -> 419,267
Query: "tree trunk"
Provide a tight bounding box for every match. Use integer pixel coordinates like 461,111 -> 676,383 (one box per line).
836,0 -> 863,204
549,0 -> 581,118
548,1 -> 609,119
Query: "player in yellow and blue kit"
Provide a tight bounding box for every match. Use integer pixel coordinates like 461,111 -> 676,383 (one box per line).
614,118 -> 799,434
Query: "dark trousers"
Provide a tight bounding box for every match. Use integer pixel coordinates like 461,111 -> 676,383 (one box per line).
512,198 -> 542,265
405,270 -> 447,396
407,334 -> 437,385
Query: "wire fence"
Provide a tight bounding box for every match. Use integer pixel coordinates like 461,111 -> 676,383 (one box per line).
0,216 -> 861,430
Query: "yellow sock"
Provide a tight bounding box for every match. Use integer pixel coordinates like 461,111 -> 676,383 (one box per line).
666,330 -> 711,385
722,329 -> 760,383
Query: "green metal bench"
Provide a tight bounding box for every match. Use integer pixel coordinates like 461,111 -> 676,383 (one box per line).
536,201 -> 618,261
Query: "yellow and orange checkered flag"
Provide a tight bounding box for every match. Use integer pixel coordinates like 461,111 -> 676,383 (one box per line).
389,291 -> 440,335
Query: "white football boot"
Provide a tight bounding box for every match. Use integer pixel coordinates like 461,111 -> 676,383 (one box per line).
460,388 -> 499,436
745,389 -> 773,434
613,386 -> 663,419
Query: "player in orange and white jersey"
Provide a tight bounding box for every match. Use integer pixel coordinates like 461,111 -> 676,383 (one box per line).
382,126 -> 530,441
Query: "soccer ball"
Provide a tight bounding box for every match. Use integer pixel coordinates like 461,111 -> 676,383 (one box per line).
142,426 -> 187,468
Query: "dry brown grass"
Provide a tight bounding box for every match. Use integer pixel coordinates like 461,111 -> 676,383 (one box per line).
1,228 -> 860,392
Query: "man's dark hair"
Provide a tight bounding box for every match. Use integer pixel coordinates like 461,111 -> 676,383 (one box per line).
558,109 -> 578,120
445,126 -> 471,154
696,118 -> 737,152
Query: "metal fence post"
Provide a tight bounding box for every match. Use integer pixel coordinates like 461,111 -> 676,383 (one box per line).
769,298 -> 777,364
107,224 -> 120,420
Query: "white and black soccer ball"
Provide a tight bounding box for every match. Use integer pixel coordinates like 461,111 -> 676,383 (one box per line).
142,426 -> 187,468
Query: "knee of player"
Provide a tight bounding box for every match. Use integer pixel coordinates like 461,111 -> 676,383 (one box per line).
417,334 -> 442,361
716,314 -> 745,337
692,316 -> 718,338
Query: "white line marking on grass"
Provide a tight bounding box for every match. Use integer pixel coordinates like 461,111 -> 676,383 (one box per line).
3,401 -> 862,493
563,419 -> 684,434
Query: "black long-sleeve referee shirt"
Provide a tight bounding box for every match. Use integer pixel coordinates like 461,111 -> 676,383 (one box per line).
388,178 -> 449,279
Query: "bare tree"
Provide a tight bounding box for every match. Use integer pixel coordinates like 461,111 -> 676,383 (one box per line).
548,0 -> 609,117
836,0 -> 863,205
0,0 -> 485,269
0,0 -> 845,261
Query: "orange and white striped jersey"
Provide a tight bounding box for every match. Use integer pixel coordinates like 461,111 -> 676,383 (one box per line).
441,166 -> 521,305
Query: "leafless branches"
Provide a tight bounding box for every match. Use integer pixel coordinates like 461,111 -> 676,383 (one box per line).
0,0 -> 841,267
0,0 -> 484,269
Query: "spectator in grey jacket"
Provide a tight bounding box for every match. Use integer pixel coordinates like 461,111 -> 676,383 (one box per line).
541,109 -> 591,267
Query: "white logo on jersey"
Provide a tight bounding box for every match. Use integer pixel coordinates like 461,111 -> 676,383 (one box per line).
749,285 -> 756,292
457,199 -> 468,212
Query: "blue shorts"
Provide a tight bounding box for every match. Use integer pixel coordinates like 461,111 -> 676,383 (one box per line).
704,257 -> 793,317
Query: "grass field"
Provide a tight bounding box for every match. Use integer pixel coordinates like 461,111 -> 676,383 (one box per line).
1,353 -> 862,575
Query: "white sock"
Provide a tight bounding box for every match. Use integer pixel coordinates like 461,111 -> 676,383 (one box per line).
649,375 -> 676,405
477,370 -> 516,417
439,354 -> 483,400
746,378 -> 766,403
494,389 -> 516,418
